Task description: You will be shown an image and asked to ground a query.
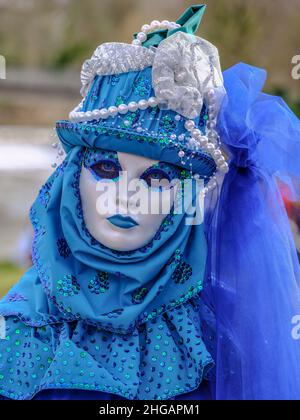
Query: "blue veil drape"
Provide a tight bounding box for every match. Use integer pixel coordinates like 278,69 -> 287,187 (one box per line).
203,63 -> 300,400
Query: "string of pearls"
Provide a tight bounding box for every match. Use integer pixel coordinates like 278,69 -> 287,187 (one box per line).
69,97 -> 159,123
132,20 -> 181,47
184,88 -> 229,194
69,93 -> 228,193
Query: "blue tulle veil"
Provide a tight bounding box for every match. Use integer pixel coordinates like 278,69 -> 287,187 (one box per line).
203,63 -> 300,400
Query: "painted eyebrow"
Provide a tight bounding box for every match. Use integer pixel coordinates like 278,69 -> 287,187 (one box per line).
83,148 -> 121,167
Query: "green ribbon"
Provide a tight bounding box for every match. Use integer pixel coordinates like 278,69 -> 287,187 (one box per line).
133,4 -> 206,48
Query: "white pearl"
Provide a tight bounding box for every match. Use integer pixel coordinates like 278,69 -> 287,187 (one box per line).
141,24 -> 151,33
51,163 -> 57,169
138,99 -> 149,110
208,130 -> 218,140
78,112 -> 85,119
148,97 -> 158,107
151,20 -> 160,29
207,89 -> 215,100
161,20 -> 170,27
175,115 -> 181,122
188,139 -> 197,149
207,120 -> 216,130
170,134 -> 177,140
128,102 -> 138,112
132,39 -> 141,46
136,127 -> 143,133
206,143 -> 215,153
118,104 -> 128,114
209,112 -> 217,122
100,108 -> 109,119
108,106 -> 118,117
178,134 -> 185,142
213,150 -> 222,159
169,22 -> 177,29
178,151 -> 185,158
185,120 -> 195,131
92,110 -> 101,119
217,156 -> 226,165
191,129 -> 201,139
199,136 -> 208,146
137,32 -> 147,42
52,142 -> 58,149
220,163 -> 229,173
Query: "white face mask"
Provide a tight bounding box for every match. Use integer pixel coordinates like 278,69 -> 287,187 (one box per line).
80,150 -> 180,252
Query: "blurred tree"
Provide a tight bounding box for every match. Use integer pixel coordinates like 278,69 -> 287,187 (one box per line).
0,0 -> 299,113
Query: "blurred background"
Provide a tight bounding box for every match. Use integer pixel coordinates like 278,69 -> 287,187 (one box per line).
0,0 -> 300,298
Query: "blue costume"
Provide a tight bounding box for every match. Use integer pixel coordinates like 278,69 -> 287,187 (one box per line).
1,5 -> 300,400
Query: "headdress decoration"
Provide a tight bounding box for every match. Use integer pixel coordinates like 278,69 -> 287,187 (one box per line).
67,4 -> 228,193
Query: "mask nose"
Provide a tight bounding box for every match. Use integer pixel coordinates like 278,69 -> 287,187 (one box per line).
115,171 -> 137,214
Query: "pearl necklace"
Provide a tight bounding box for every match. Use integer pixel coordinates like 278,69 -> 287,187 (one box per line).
132,20 -> 181,47
70,97 -> 159,123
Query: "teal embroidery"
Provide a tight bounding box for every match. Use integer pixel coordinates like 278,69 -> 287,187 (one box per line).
133,74 -> 152,98
56,275 -> 80,297
121,110 -> 141,129
132,287 -> 149,304
159,115 -> 177,135
169,250 -> 193,285
88,272 -> 110,295
115,96 -> 125,106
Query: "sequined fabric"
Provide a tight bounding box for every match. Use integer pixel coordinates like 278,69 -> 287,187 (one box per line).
0,300 -> 213,400
80,43 -> 155,97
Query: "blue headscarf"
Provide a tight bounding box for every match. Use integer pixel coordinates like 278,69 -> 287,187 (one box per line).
0,65 -> 217,400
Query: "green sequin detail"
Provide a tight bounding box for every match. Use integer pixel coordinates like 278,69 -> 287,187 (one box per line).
169,250 -> 193,285
132,287 -> 149,304
133,74 -> 152,98
56,274 -> 80,297
88,272 -> 110,295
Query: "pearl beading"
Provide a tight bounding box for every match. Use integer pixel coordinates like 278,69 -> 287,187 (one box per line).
69,97 -> 159,123
132,20 -> 182,47
68,92 -> 228,193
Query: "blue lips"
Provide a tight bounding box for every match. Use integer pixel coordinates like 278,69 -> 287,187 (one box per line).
107,215 -> 139,229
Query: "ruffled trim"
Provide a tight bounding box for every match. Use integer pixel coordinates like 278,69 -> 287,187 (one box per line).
0,299 -> 213,401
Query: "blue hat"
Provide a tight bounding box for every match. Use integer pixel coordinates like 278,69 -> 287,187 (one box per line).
56,5 -> 229,191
